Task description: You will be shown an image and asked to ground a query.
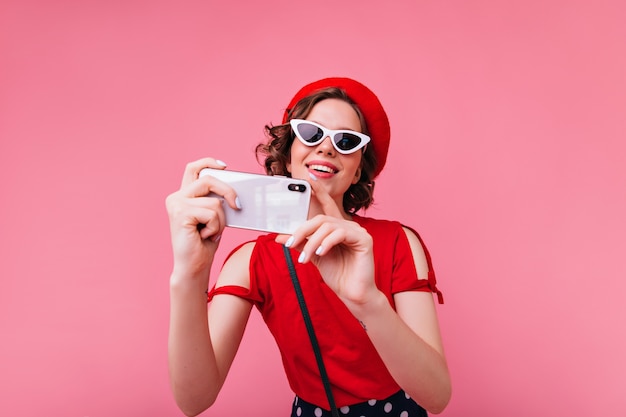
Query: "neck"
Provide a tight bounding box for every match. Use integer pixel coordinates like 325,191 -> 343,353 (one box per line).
308,197 -> 353,221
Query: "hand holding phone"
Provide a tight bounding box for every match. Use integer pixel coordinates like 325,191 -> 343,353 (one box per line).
199,168 -> 311,234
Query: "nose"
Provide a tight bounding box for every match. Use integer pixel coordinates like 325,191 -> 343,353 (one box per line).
316,136 -> 336,155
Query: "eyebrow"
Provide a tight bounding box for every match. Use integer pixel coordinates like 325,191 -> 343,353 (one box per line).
310,120 -> 360,132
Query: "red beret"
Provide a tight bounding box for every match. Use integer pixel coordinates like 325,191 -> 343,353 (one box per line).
282,77 -> 391,178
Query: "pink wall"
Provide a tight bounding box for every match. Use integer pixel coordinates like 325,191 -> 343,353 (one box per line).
1,1 -> 624,416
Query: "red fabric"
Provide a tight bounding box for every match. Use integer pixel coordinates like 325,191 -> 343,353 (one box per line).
207,216 -> 442,408
282,77 -> 391,178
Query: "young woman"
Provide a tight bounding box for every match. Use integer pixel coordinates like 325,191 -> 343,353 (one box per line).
166,78 -> 451,416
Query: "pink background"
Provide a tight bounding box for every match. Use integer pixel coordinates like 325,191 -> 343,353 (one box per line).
1,1 -> 625,416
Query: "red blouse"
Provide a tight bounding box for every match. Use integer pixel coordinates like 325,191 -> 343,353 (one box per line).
208,215 -> 443,409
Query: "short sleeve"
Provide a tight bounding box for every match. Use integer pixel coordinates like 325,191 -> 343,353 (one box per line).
397,224 -> 444,304
206,240 -> 263,304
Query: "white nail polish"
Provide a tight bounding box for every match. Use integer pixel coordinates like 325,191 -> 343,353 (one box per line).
216,159 -> 227,167
315,246 -> 323,255
235,197 -> 242,209
298,252 -> 306,263
308,172 -> 318,181
285,236 -> 294,248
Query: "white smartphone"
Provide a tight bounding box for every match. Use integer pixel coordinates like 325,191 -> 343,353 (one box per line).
199,168 -> 311,234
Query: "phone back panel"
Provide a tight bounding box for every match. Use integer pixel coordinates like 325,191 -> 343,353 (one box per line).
200,168 -> 311,234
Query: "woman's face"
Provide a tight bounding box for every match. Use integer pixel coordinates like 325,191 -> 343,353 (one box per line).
287,98 -> 364,210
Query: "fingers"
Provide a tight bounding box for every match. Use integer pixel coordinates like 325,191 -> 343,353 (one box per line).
278,215 -> 371,264
186,197 -> 228,235
184,175 -> 240,211
307,177 -> 344,218
277,178 -> 367,263
166,193 -> 227,241
187,204 -> 226,241
293,225 -> 347,264
197,208 -> 226,241
180,157 -> 228,188
178,157 -> 239,211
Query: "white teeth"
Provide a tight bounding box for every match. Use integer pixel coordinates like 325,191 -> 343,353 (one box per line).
309,164 -> 336,174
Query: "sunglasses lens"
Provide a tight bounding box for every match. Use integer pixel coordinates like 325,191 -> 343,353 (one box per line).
334,133 -> 362,151
292,120 -> 366,153
296,123 -> 324,143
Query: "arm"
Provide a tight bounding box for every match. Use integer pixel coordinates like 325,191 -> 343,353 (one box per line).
349,227 -> 451,414
275,179 -> 451,413
165,158 -> 253,416
168,244 -> 254,416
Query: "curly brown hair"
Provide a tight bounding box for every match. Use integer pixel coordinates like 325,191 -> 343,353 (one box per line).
255,87 -> 378,214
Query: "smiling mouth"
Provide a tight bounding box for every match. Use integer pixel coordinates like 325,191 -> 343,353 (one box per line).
308,164 -> 337,174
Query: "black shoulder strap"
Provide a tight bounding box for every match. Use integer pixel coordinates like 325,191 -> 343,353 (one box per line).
282,244 -> 339,417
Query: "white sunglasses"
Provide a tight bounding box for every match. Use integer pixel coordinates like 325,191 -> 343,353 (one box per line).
289,119 -> 370,154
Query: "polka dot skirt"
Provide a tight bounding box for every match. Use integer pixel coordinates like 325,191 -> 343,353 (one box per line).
290,390 -> 427,417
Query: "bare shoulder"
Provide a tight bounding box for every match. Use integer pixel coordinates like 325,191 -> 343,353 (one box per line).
401,226 -> 429,280
397,227 -> 444,354
214,241 -> 256,289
